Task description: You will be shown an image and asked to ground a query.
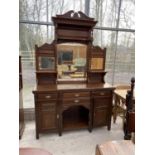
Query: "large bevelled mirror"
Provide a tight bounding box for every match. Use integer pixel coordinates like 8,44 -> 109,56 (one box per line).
57,43 -> 87,81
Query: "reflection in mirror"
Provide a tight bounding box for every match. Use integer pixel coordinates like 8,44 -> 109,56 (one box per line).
91,58 -> 104,70
39,56 -> 55,70
57,43 -> 87,81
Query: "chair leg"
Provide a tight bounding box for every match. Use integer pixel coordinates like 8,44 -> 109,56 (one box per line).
122,110 -> 126,129
113,107 -> 117,123
113,95 -> 119,123
124,132 -> 132,140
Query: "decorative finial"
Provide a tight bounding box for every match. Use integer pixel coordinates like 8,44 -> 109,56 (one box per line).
131,77 -> 135,83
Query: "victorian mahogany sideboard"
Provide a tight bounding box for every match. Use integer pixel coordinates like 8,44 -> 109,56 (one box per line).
33,83 -> 114,139
33,11 -> 115,139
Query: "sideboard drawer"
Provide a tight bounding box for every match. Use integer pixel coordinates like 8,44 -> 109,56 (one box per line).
36,100 -> 57,106
41,103 -> 56,111
92,90 -> 111,97
37,93 -> 57,101
63,98 -> 90,105
63,91 -> 90,99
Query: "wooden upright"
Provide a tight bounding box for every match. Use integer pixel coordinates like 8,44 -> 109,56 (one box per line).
19,56 -> 25,139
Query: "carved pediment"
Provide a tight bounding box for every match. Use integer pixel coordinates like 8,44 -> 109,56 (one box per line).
56,10 -> 94,21
52,10 -> 97,43
35,41 -> 55,51
91,46 -> 105,52
35,41 -> 56,56
90,46 -> 106,61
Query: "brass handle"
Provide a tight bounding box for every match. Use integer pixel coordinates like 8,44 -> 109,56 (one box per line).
74,99 -> 79,103
57,114 -> 59,119
45,95 -> 51,99
75,94 -> 79,97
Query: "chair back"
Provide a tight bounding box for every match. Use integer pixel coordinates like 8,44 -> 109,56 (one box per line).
124,77 -> 135,139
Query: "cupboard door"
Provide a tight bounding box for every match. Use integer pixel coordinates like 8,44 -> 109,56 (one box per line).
38,103 -> 57,131
93,98 -> 111,108
93,108 -> 108,126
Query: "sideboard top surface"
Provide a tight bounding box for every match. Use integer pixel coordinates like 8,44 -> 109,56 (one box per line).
33,83 -> 115,93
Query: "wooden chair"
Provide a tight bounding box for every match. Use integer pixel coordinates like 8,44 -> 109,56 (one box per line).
123,77 -> 135,140
113,84 -> 131,124
19,148 -> 52,155
95,140 -> 135,155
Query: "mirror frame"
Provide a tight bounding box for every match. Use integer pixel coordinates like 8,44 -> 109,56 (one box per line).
56,43 -> 88,83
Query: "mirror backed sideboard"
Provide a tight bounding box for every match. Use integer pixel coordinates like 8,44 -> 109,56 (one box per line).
33,10 -> 115,139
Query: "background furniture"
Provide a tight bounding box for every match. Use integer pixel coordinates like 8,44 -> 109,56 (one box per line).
95,140 -> 134,155
124,77 -> 135,140
19,148 -> 52,155
19,56 -> 25,139
113,85 -> 130,123
33,11 -> 115,139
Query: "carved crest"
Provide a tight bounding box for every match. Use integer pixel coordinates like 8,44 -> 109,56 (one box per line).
35,41 -> 55,51
91,46 -> 105,52
56,10 -> 94,20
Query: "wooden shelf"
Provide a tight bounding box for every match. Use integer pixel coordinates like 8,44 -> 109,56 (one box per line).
88,70 -> 107,73
57,36 -> 92,41
63,119 -> 88,130
36,71 -> 57,74
62,106 -> 89,130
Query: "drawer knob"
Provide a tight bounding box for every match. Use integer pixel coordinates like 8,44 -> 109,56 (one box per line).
57,114 -> 59,119
45,95 -> 51,99
75,94 -> 79,97
74,99 -> 79,103
100,92 -> 105,95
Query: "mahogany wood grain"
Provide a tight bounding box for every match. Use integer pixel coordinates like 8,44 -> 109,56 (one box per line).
63,91 -> 90,98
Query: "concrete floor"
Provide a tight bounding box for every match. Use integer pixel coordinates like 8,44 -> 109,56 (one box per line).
19,117 -> 124,155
